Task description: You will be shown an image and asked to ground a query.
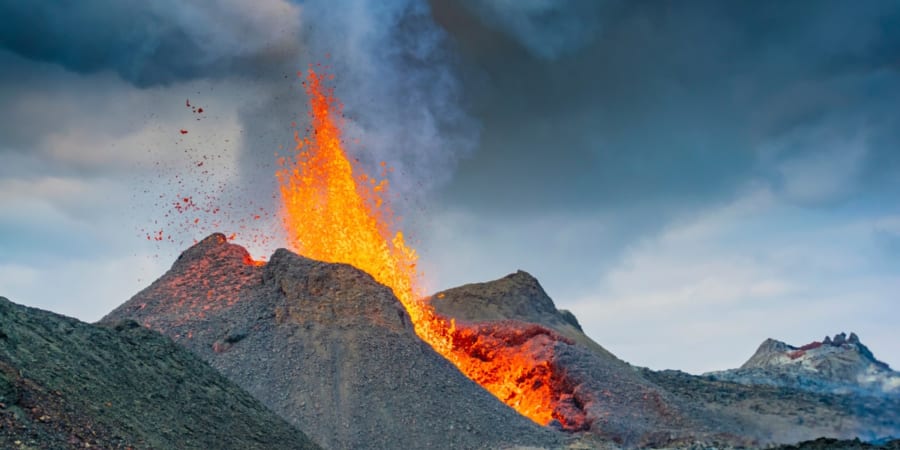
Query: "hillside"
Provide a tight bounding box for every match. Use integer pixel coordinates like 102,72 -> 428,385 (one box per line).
0,296 -> 319,450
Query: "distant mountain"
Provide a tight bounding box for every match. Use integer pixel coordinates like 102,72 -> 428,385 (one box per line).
101,233 -> 560,450
708,333 -> 900,395
0,296 -> 319,450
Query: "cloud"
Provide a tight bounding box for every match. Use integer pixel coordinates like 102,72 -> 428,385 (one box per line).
1,0 -> 481,204
567,185 -> 900,373
770,130 -> 869,206
433,0 -> 900,217
0,254 -> 170,322
0,0 -> 302,86
456,0 -> 615,60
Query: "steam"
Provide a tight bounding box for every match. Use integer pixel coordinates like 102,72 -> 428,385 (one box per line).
297,0 -> 479,202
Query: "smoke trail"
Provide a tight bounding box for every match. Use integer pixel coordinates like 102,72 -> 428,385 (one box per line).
298,0 -> 479,199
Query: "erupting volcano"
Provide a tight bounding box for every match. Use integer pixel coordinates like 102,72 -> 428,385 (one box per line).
275,69 -> 581,428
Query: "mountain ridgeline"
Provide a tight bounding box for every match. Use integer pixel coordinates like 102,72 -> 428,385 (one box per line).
2,233 -> 898,449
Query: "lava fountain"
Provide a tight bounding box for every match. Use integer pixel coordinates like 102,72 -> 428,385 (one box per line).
277,69 -> 582,429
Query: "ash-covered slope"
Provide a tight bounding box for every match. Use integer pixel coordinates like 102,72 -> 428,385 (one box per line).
431,272 -> 745,448
709,332 -> 900,395
101,234 -> 560,450
0,296 -> 319,450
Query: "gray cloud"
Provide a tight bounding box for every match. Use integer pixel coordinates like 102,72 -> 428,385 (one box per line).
416,0 -> 900,320
0,0 -> 480,237
0,0 -> 302,86
457,0 -> 616,60
432,0 -> 900,217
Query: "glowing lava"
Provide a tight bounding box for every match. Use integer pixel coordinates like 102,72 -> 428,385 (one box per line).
277,69 -> 579,428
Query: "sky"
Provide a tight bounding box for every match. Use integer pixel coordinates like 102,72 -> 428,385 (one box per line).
0,0 -> 898,374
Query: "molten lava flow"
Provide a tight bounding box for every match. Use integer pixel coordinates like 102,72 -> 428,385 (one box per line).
278,69 -> 580,429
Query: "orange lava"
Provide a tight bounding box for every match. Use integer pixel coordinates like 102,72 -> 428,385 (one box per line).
277,68 -> 573,428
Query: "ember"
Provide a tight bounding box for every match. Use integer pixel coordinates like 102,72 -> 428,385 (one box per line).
277,68 -> 582,428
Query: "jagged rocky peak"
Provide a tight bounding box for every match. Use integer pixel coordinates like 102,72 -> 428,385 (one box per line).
742,332 -> 891,369
823,331 -> 860,346
720,331 -> 899,395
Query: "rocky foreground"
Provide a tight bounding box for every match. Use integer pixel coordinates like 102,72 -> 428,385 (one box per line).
0,296 -> 319,450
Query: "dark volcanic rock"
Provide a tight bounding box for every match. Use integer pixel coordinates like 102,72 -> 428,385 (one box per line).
0,296 -> 319,450
102,234 -> 561,450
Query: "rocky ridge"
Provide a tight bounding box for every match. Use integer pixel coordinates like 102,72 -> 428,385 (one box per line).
0,296 -> 319,450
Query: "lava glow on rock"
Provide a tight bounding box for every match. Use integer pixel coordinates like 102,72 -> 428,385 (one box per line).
276,69 -> 584,429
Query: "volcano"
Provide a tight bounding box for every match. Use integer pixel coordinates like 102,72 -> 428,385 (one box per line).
101,234 -> 561,450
